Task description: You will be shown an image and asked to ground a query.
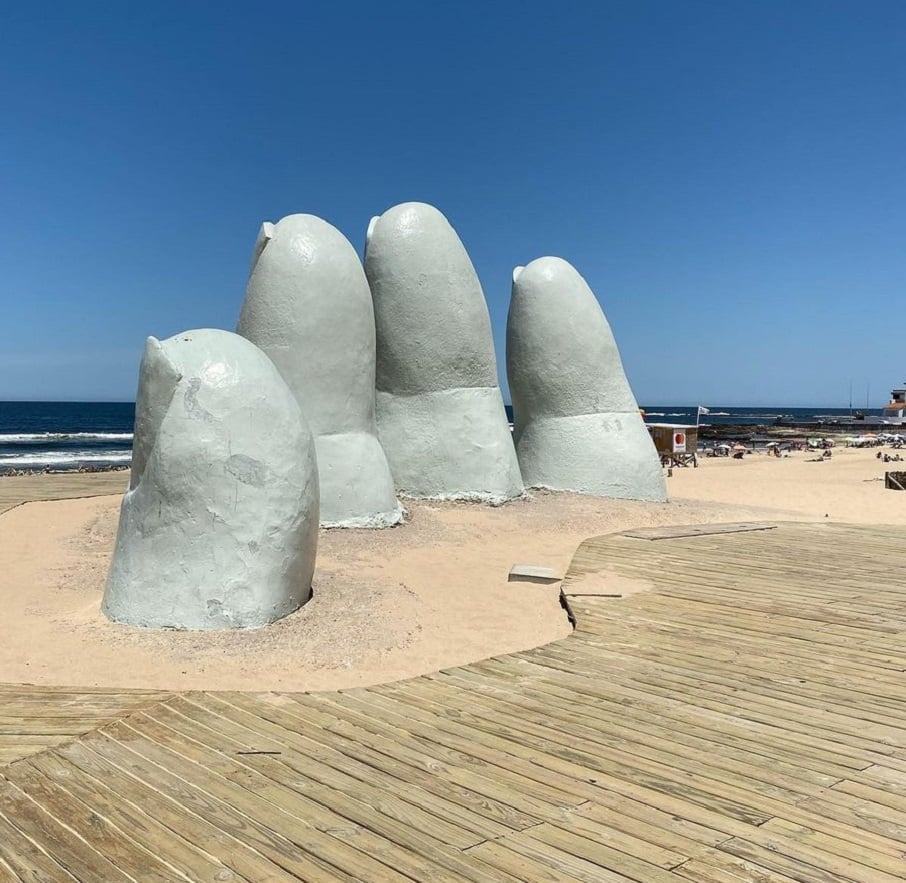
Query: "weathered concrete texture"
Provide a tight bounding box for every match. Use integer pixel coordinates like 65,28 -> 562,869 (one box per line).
103,330 -> 319,629
237,214 -> 401,528
507,257 -> 667,502
365,202 -> 523,501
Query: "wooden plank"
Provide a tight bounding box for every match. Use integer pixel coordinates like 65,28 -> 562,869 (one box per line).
499,647 -> 903,759
568,616 -> 906,700
404,674 -> 816,813
375,680 -> 773,827
620,522 -> 777,540
0,519 -> 903,880
673,851 -> 802,882
759,817 -> 906,878
141,698 -> 513,883
26,749 -> 249,883
0,685 -> 169,696
552,626 -> 906,709
204,691 -> 515,847
527,641 -> 906,748
191,692 -> 532,840
463,839 -> 587,881
0,471 -> 130,511
0,778 -> 132,882
466,832 -> 636,883
54,737 -> 292,882
516,647 -> 880,772
77,727 -> 361,882
0,687 -> 173,766
374,673 -> 906,861
354,683 -> 759,845
0,804 -> 78,882
795,791 -> 906,842
524,822 -> 684,880
294,696 -> 581,819
436,666 -> 844,789
104,715 -> 420,882
718,836 -> 878,883
569,797 -> 726,858
3,759 -> 186,882
267,694 -> 554,827
304,688 -> 610,807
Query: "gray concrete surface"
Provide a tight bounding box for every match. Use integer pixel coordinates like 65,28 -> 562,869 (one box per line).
103,329 -> 319,629
365,202 -> 523,501
507,257 -> 667,501
238,214 -> 401,527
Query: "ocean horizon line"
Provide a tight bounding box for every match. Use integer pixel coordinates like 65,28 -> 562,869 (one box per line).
0,399 -> 884,410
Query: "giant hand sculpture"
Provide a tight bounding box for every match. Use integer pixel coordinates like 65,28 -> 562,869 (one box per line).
365,202 -> 523,501
103,329 -> 319,629
238,214 -> 402,527
507,257 -> 667,502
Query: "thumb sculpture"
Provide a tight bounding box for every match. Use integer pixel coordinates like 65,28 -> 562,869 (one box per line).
102,329 -> 320,629
507,257 -> 667,502
365,202 -> 523,501
237,214 -> 402,528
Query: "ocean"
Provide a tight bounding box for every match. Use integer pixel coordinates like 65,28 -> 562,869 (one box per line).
0,402 -> 134,474
637,406 -> 881,426
0,401 -> 885,475
508,405 -> 877,427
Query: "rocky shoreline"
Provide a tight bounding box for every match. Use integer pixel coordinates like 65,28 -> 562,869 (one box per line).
698,423 -> 875,442
0,464 -> 130,478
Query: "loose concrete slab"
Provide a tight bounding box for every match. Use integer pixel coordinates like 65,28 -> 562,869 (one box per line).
507,564 -> 562,584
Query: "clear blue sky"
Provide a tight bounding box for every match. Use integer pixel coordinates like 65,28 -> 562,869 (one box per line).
1,1 -> 904,406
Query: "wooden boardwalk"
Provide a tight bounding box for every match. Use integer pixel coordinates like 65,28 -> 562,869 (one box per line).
1,521 -> 906,881
0,686 -> 172,767
0,471 -> 129,515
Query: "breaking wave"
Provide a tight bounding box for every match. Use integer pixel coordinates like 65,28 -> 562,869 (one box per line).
0,450 -> 132,469
0,432 -> 133,444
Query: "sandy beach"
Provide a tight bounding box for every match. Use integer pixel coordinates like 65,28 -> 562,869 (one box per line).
0,444 -> 902,692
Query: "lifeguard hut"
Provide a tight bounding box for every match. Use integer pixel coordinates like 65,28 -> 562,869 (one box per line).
647,423 -> 698,468
882,383 -> 906,424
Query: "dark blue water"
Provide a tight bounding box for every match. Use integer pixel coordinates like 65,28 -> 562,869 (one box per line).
637,406 -> 881,427
0,402 -> 135,473
504,405 -> 876,426
0,401 -> 884,474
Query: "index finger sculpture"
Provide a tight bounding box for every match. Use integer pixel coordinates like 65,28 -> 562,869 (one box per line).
365,202 -> 523,502
238,214 -> 402,528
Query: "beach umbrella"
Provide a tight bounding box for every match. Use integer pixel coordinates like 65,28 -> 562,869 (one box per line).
764,441 -> 779,447
716,443 -> 731,450
731,444 -> 746,452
